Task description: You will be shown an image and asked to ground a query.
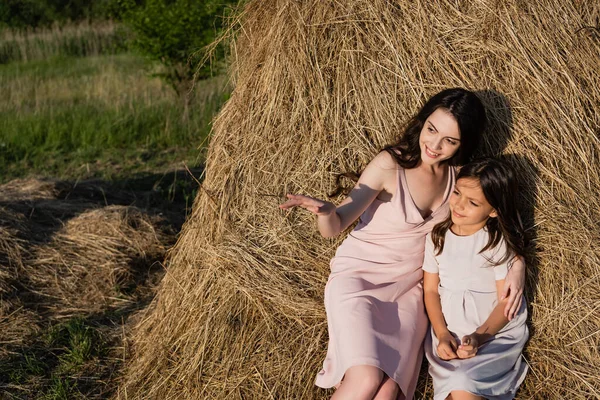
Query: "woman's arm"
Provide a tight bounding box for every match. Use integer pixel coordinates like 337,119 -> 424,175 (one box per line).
501,255 -> 526,320
457,279 -> 511,359
424,271 -> 458,360
279,151 -> 396,237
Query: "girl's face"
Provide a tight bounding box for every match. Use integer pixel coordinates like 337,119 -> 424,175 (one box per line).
419,108 -> 461,166
449,177 -> 497,234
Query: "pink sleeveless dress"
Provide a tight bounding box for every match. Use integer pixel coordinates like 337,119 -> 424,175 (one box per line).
315,166 -> 455,399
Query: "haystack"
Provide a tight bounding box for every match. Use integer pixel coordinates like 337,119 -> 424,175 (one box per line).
120,1 -> 600,398
0,178 -> 175,361
30,205 -> 171,314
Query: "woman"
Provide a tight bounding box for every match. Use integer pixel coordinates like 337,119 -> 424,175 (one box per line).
280,88 -> 525,400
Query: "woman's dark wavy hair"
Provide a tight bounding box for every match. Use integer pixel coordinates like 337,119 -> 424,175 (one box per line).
384,88 -> 487,168
329,88 -> 486,197
431,157 -> 526,265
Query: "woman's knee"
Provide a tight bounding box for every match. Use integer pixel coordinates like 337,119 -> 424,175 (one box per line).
373,376 -> 400,400
448,390 -> 482,400
343,365 -> 384,396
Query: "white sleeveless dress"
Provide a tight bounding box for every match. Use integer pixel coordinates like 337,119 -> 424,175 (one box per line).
423,229 -> 529,400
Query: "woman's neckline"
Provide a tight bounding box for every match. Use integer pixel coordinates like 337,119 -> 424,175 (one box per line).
401,165 -> 453,220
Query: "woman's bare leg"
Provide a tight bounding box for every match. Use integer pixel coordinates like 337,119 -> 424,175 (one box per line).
331,365 -> 384,400
448,391 -> 482,400
372,375 -> 401,400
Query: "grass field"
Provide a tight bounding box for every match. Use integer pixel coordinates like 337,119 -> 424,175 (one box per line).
0,51 -> 228,183
0,22 -> 228,398
0,20 -> 127,65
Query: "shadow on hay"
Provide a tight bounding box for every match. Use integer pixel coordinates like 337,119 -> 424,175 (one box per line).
478,89 -> 541,347
476,89 -> 541,310
0,166 -> 205,316
0,167 -> 203,398
0,297 -> 155,398
0,167 -> 203,243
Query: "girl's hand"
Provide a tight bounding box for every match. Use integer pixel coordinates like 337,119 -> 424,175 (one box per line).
279,194 -> 336,216
501,255 -> 526,320
436,331 -> 458,361
457,333 -> 480,359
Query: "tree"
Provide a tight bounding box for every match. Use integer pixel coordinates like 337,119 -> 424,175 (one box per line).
120,0 -> 238,116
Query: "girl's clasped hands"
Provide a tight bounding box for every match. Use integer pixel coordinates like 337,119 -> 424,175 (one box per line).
437,332 -> 480,360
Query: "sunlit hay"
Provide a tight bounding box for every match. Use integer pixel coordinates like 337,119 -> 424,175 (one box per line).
30,205 -> 172,314
0,178 -> 68,202
120,1 -> 600,398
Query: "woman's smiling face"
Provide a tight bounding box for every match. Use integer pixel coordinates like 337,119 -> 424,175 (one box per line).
419,108 -> 461,166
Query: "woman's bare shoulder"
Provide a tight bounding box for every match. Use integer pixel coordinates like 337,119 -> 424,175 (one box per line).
371,150 -> 400,172
361,151 -> 399,195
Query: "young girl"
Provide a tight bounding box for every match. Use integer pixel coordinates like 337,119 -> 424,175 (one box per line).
423,158 -> 529,400
280,88 -> 526,400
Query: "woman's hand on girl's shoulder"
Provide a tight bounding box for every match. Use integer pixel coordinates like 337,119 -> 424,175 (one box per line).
501,255 -> 526,320
279,194 -> 335,216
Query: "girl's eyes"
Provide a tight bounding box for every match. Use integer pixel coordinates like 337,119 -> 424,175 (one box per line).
446,139 -> 457,145
453,190 -> 478,206
427,126 -> 435,133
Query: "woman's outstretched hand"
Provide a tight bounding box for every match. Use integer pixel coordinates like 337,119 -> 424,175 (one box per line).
279,194 -> 336,216
501,255 -> 526,320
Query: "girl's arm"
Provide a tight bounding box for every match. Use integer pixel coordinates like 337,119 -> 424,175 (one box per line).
457,279 -> 510,359
501,255 -> 526,320
279,151 -> 396,237
424,271 -> 458,360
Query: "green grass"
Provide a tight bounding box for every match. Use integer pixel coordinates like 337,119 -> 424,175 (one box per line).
0,51 -> 132,80
46,318 -> 103,370
4,352 -> 46,384
0,318 -> 105,399
0,52 -> 228,182
44,376 -> 78,400
0,21 -> 128,64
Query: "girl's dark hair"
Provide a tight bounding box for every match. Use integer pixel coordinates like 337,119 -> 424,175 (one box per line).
431,158 -> 526,265
384,88 -> 487,168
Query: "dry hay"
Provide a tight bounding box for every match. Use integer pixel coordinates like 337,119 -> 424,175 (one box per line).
0,178 -> 69,202
0,178 -> 175,363
29,205 -> 172,315
120,1 -> 600,399
0,206 -> 26,274
0,206 -> 36,356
